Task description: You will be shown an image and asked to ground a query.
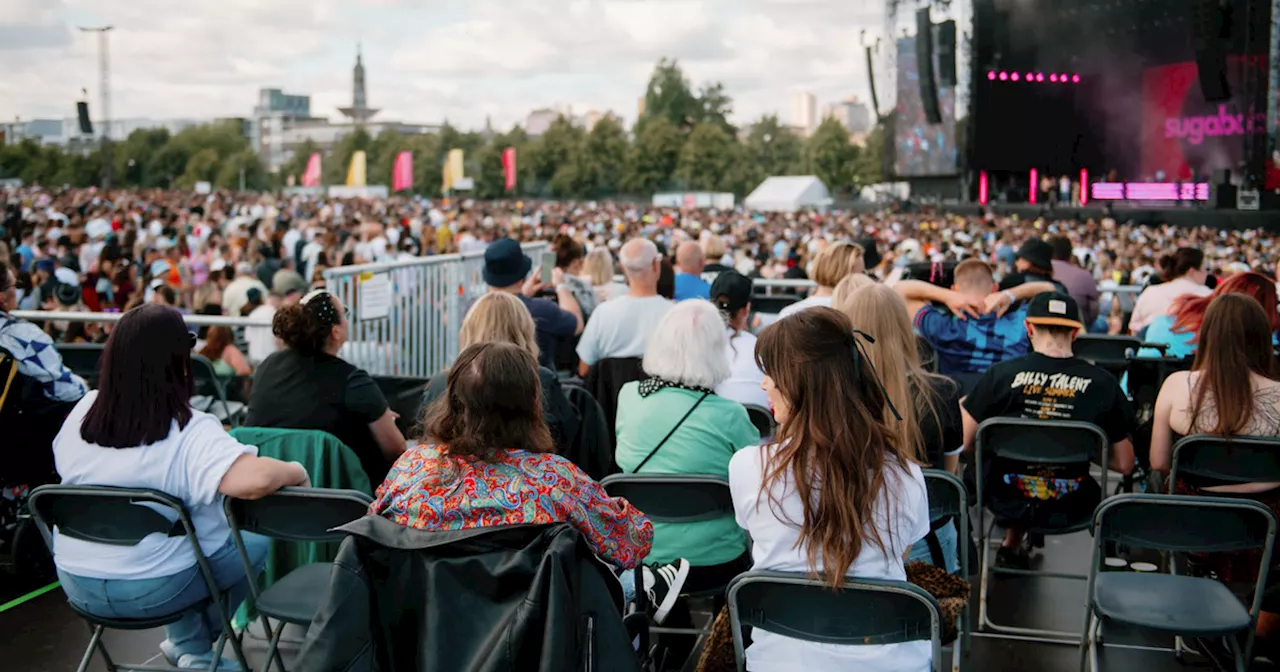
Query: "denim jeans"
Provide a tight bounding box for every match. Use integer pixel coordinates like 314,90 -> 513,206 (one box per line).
57,532 -> 270,660
907,520 -> 960,574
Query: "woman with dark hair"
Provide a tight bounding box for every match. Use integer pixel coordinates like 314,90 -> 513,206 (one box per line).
245,289 -> 406,485
1140,271 -> 1279,358
198,326 -> 252,380
374,342 -> 682,616
52,304 -> 309,671
1151,293 -> 1280,649
729,307 -> 931,671
552,234 -> 598,319
1130,247 -> 1211,335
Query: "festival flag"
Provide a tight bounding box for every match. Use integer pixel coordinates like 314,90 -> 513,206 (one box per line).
443,149 -> 465,192
301,153 -> 322,187
502,147 -> 517,192
345,150 -> 367,187
392,151 -> 413,192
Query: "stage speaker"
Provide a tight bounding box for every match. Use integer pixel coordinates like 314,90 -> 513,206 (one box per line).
76,102 -> 93,135
1192,0 -> 1231,102
865,45 -> 880,121
916,8 -> 942,124
1209,168 -> 1234,208
937,20 -> 957,87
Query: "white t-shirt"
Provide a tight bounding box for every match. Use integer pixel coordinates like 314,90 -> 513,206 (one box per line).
575,295 -> 674,365
729,445 -> 932,672
1128,277 -> 1212,333
51,391 -> 257,580
245,304 -> 278,365
715,329 -> 768,409
777,295 -> 833,319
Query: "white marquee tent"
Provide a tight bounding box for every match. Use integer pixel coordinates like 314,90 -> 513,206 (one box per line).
742,175 -> 833,212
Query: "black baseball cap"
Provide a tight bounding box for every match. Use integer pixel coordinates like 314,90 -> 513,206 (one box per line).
709,270 -> 753,313
1025,292 -> 1083,330
1015,239 -> 1054,270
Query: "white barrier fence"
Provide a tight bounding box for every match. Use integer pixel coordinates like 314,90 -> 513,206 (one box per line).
322,242 -> 548,378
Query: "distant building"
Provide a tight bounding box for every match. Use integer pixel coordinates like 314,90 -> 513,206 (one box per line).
338,45 -> 379,124
637,97 -> 647,120
525,104 -> 574,137
792,91 -> 817,137
251,88 -> 325,171
3,117 -> 203,149
824,96 -> 873,134
279,120 -> 440,172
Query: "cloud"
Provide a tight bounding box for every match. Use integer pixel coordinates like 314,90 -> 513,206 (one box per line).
4,0 -> 885,131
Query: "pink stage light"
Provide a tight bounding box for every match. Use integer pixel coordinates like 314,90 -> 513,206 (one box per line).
1072,74 -> 1081,83
979,171 -> 989,205
1059,73 -> 1068,82
998,71 -> 1008,81
1029,168 -> 1038,205
1011,72 -> 1020,81
1049,74 -> 1058,82
1080,169 -> 1088,205
1025,73 -> 1034,81
988,71 -> 996,80
1035,73 -> 1045,82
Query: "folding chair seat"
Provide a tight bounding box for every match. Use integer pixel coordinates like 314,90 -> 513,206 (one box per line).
923,469 -> 971,671
225,487 -> 373,672
1080,494 -> 1276,672
741,403 -> 776,440
28,484 -> 251,672
191,354 -> 245,426
728,570 -> 944,672
974,417 -> 1110,642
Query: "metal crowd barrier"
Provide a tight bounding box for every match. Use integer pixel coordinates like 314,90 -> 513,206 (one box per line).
323,242 -> 548,378
8,311 -> 269,327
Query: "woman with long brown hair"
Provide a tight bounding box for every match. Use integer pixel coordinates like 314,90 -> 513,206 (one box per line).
197,325 -> 251,380
729,307 -> 931,671
1151,293 -> 1280,650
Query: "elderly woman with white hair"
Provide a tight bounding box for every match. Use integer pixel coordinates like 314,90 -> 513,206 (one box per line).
614,299 -> 761,596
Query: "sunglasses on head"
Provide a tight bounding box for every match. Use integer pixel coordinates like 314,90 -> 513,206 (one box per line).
187,331 -> 197,348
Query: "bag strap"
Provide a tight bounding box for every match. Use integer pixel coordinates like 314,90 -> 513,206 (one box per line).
632,391 -> 710,474
923,527 -> 947,569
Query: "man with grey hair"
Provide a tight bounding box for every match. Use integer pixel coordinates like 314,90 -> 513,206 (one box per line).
576,238 -> 673,376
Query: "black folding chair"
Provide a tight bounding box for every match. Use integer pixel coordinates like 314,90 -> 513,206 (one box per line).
742,403 -> 776,440
974,417 -> 1110,642
1072,335 -> 1143,381
923,469 -> 970,669
1081,494 -> 1277,672
1169,434 -> 1280,494
191,354 -> 243,426
224,487 -> 373,672
728,570 -> 944,672
28,485 -> 250,672
563,384 -> 616,480
600,474 -> 735,639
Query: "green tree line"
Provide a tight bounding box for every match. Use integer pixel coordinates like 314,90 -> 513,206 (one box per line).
1,59 -> 887,198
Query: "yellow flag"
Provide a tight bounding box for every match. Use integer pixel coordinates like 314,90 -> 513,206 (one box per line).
448,149 -> 464,184
345,150 -> 367,187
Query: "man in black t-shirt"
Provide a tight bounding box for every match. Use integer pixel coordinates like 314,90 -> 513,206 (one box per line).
961,292 -> 1136,567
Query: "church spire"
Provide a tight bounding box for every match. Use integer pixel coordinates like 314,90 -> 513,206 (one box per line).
339,43 -> 379,124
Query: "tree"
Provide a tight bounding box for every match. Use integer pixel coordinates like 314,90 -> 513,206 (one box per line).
115,128 -> 171,187
366,129 -> 403,187
406,132 -> 443,197
624,116 -> 683,195
641,58 -> 700,131
531,116 -> 586,197
176,148 -> 221,189
695,82 -> 735,136
803,118 -> 857,196
214,150 -> 268,191
581,116 -> 629,197
280,138 -> 322,186
851,122 -> 888,188
742,114 -> 803,188
675,123 -> 736,191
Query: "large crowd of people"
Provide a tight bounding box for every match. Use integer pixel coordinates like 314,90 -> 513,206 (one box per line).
6,183 -> 1280,670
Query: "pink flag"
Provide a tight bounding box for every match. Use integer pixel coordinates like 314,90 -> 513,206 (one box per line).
301,153 -> 322,187
392,151 -> 414,192
502,147 -> 517,192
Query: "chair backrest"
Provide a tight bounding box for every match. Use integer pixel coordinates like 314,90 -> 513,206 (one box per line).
1169,434 -> 1280,491
975,416 -> 1109,464
190,353 -> 227,400
1073,335 -> 1141,365
742,403 -> 776,439
563,384 -> 616,480
922,469 -> 965,523
601,474 -> 733,524
28,485 -> 188,547
1125,354 -> 1193,411
1094,494 -> 1276,555
749,294 -> 800,315
585,357 -> 644,433
372,375 -> 430,436
224,487 -> 372,543
55,343 -> 105,389
728,570 -> 941,672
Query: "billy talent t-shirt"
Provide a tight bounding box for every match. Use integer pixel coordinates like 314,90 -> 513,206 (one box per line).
963,352 -> 1134,502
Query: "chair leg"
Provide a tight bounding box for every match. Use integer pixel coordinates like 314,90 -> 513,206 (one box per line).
77,624 -> 105,672
1229,634 -> 1246,672
265,623 -> 288,672
978,521 -> 992,632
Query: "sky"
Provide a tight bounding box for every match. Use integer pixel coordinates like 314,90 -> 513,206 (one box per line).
0,0 -> 911,132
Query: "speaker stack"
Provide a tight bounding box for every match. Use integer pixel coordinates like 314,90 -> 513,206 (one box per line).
917,7 -> 942,124
76,102 -> 93,135
1192,0 -> 1232,102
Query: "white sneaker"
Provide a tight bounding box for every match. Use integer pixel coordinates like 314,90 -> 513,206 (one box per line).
642,559 -> 690,624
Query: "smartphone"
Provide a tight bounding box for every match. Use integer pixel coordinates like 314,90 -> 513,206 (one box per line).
540,252 -> 555,285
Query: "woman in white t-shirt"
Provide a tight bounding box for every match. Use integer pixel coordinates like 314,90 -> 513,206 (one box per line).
710,270 -> 768,409
52,304 -> 310,671
729,307 -> 931,672
777,241 -> 866,318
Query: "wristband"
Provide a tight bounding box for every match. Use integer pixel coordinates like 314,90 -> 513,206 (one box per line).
1002,290 -> 1016,303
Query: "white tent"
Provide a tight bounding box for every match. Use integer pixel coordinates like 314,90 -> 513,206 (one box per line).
743,175 -> 833,212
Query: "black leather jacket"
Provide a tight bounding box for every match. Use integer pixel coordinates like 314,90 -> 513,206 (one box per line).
295,517 -> 641,672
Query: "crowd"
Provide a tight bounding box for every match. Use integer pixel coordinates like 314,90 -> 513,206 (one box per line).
6,183 -> 1280,670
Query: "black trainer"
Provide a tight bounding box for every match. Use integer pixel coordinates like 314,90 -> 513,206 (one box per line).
642,559 -> 690,624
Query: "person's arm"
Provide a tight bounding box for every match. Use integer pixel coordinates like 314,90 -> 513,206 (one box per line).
560,458 -> 655,568
961,405 -> 980,454
555,285 -> 585,335
984,281 -> 1057,316
218,454 -> 311,500
0,319 -> 87,402
1110,439 -> 1135,475
223,344 -> 252,376
892,280 -> 984,320
1149,373 -> 1181,473
575,310 -> 602,368
368,410 -> 407,462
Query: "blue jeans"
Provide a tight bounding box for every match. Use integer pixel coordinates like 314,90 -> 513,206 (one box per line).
58,532 -> 270,660
907,520 -> 960,574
